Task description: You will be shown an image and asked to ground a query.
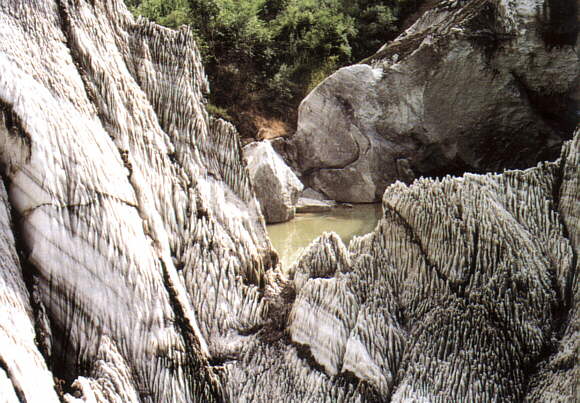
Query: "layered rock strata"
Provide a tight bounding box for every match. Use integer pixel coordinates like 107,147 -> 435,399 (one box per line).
286,0 -> 578,202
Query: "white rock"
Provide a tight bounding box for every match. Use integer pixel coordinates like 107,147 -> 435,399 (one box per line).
0,0 -> 577,402
243,141 -> 304,223
288,0 -> 578,202
295,197 -> 336,213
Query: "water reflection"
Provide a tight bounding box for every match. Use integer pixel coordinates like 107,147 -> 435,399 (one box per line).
267,204 -> 382,268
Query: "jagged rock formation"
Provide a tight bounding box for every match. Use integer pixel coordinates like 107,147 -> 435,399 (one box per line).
285,0 -> 578,202
243,141 -> 303,223
0,0 -> 578,402
283,128 -> 579,401
0,0 -> 273,401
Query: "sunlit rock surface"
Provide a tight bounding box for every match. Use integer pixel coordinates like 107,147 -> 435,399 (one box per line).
243,141 -> 303,223
0,180 -> 60,402
296,187 -> 337,213
284,128 -> 579,401
0,0 -> 578,402
295,197 -> 336,213
287,0 -> 578,202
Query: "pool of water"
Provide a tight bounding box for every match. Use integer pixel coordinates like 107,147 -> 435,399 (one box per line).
267,204 -> 382,268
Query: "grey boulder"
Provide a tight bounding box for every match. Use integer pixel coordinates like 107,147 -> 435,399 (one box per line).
296,188 -> 337,213
287,0 -> 579,202
295,197 -> 336,213
244,141 -> 304,223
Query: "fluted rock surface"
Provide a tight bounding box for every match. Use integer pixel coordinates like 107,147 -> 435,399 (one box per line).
0,180 -> 60,402
283,128 -> 579,401
0,0 -> 273,401
286,0 -> 578,202
212,133 -> 578,403
0,0 -> 578,402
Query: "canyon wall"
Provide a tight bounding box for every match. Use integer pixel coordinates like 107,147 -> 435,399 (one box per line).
0,0 -> 273,401
0,0 -> 577,402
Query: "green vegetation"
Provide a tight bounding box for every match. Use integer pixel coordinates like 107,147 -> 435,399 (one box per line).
126,0 -> 421,136
205,103 -> 233,121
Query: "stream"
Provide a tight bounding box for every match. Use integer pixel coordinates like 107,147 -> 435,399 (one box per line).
267,204 -> 383,268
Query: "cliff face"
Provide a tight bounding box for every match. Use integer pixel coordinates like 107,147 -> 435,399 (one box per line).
286,0 -> 578,202
0,0 -> 273,401
0,0 -> 578,402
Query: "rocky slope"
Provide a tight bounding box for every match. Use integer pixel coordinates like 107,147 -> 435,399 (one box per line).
284,129 -> 579,401
221,128 -> 577,402
285,0 -> 578,202
0,0 -> 578,402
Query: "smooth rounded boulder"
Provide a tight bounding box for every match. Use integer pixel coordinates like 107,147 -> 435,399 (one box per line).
287,0 -> 578,202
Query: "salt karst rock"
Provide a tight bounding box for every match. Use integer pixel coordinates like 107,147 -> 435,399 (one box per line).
0,0 -> 578,401
0,180 -> 60,402
0,0 -> 273,400
283,128 -> 579,401
286,0 -> 578,202
243,141 -> 304,223
220,129 -> 578,401
290,232 -> 351,292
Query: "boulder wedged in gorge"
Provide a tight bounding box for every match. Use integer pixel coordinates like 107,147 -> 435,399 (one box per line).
0,0 -> 578,401
286,0 -> 579,202
243,141 -> 303,223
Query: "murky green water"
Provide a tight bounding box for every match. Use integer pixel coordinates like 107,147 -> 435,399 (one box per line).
267,204 -> 382,268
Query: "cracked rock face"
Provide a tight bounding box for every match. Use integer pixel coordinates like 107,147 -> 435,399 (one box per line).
287,0 -> 578,202
0,0 -> 578,402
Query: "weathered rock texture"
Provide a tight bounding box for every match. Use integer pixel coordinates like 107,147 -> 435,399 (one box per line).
0,0 -> 578,402
0,0 -> 274,401
243,141 -> 303,223
283,128 -> 579,401
0,180 -> 60,402
287,0 -> 578,202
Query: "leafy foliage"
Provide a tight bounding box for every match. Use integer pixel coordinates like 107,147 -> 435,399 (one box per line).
126,0 -> 419,136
